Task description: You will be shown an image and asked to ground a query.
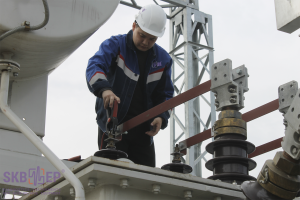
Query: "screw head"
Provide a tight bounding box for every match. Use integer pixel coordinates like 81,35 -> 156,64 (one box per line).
230,97 -> 237,103
236,69 -> 242,75
120,179 -> 129,189
13,72 -> 18,77
215,102 -> 219,107
88,178 -> 96,189
69,187 -> 75,197
24,21 -> 30,26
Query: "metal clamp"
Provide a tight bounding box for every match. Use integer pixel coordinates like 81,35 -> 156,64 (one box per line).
281,87 -> 300,159
278,81 -> 298,114
259,168 -> 269,184
211,59 -> 249,111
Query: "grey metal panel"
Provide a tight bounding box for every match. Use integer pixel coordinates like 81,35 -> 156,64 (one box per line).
274,0 -> 300,33
0,129 -> 41,156
0,74 -> 48,136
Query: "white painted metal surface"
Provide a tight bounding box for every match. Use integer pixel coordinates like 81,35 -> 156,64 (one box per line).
0,71 -> 85,200
0,0 -> 120,79
274,0 -> 300,33
0,74 -> 48,136
20,156 -> 246,200
0,129 -> 41,156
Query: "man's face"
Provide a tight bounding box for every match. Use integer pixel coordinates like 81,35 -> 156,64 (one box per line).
132,22 -> 158,51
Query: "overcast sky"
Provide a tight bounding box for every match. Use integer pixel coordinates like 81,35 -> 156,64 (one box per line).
44,0 -> 300,179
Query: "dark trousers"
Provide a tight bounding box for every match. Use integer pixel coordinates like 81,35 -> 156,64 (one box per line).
98,127 -> 155,167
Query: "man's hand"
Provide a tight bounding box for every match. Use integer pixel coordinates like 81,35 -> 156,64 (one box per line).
145,117 -> 163,137
102,90 -> 120,109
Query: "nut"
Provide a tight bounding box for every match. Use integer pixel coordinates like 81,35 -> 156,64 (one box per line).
273,151 -> 300,176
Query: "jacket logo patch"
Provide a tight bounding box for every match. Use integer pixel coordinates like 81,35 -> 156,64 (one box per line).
152,61 -> 162,68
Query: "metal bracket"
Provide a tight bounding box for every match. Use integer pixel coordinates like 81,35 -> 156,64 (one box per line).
278,81 -> 298,114
211,59 -> 248,111
259,168 -> 269,184
282,88 -> 300,159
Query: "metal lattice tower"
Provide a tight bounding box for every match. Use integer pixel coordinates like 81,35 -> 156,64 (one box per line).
168,1 -> 216,177
120,0 -> 216,177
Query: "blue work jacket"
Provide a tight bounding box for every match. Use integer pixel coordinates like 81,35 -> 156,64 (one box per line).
86,30 -> 174,135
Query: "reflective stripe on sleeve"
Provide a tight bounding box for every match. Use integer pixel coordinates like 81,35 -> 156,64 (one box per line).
117,54 -> 139,81
147,67 -> 165,84
89,72 -> 107,86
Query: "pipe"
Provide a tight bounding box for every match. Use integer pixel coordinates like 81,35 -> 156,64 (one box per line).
0,0 -> 49,41
0,71 -> 85,200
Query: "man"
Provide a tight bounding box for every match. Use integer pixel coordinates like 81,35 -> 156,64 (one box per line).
86,4 -> 174,167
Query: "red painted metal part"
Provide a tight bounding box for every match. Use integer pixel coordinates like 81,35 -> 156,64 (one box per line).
122,80 -> 211,132
120,75 -> 281,158
179,99 -> 280,155
248,137 -> 283,158
241,99 -> 279,122
68,155 -> 81,162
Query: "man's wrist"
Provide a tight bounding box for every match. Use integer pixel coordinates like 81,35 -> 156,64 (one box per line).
98,88 -> 111,98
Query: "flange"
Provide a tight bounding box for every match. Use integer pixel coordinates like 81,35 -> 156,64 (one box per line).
161,163 -> 193,174
0,59 -> 20,73
94,149 -> 128,160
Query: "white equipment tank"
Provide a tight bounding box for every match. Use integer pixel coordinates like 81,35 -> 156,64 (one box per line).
0,0 -> 119,136
0,0 -> 120,79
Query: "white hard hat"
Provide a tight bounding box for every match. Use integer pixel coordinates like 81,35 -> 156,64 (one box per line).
135,4 -> 167,37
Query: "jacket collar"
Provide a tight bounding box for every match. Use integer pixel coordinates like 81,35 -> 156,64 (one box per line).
126,30 -> 156,57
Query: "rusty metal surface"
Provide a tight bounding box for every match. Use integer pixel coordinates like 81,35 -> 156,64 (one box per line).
249,137 -> 283,158
214,127 -> 247,138
214,118 -> 246,130
122,80 -> 211,132
274,151 -> 300,176
261,160 -> 300,192
218,110 -> 242,119
257,172 -> 297,200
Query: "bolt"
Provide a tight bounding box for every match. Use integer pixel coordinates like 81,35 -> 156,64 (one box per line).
236,69 -> 242,75
152,184 -> 161,194
88,178 -> 96,189
120,179 -> 129,189
24,21 -> 30,26
214,93 -> 217,97
54,196 -> 62,200
292,147 -> 298,155
229,87 -> 236,93
13,72 -> 18,77
7,66 -> 12,72
183,190 -> 192,200
69,187 -> 75,197
215,102 -> 219,107
232,180 -> 237,185
230,97 -> 236,103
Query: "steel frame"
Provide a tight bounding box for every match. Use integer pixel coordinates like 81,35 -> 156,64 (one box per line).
168,4 -> 215,177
